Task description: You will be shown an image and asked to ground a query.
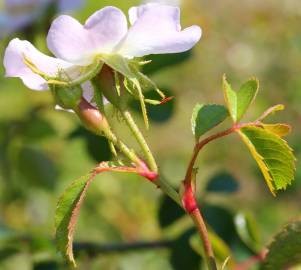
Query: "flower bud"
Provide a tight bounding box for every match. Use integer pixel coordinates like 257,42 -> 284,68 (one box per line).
75,98 -> 110,136
93,65 -> 129,110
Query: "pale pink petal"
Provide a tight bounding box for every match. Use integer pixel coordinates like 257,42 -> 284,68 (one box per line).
118,3 -> 201,58
3,38 -> 73,90
47,7 -> 128,65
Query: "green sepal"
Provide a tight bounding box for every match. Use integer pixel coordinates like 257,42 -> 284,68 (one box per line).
51,85 -> 82,110
98,54 -> 165,129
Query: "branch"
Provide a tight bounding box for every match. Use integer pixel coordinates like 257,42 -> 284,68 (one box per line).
184,122 -> 260,185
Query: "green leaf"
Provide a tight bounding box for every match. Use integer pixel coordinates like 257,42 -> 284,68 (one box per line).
257,104 -> 285,121
238,126 -> 296,196
191,104 -> 228,140
234,212 -> 261,252
223,76 -> 259,123
261,220 -> 301,270
55,162 -> 140,266
261,124 -> 291,137
55,173 -> 96,267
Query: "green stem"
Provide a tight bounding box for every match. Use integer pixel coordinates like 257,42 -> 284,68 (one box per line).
157,176 -> 181,206
121,110 -> 158,173
103,127 -> 143,167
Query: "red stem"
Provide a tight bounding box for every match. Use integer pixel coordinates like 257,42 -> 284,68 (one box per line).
181,121 -> 260,270
184,122 -> 260,185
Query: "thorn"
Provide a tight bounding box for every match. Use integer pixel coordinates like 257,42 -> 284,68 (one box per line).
160,96 -> 175,105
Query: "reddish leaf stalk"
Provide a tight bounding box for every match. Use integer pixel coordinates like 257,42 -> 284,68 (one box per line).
185,121 -> 260,183
93,161 -> 158,182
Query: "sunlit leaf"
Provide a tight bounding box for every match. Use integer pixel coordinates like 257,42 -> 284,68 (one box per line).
55,173 -> 95,266
191,104 -> 228,140
238,126 -> 296,196
261,220 -> 301,270
223,76 -> 259,123
55,162 -> 140,266
234,212 -> 261,252
257,104 -> 285,121
261,124 -> 291,137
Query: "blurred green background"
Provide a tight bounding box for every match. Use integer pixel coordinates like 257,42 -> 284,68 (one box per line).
0,0 -> 301,269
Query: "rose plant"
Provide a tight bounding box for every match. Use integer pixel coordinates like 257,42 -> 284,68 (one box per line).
2,2 -> 299,270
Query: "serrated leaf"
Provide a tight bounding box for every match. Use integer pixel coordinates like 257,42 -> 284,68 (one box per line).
261,220 -> 301,270
55,173 -> 96,267
223,76 -> 259,123
261,124 -> 291,137
55,162 -> 139,266
191,104 -> 228,140
234,212 -> 261,252
237,126 -> 295,196
257,104 -> 285,121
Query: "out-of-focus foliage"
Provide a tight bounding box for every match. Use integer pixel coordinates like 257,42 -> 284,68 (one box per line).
261,220 -> 301,270
0,0 -> 301,269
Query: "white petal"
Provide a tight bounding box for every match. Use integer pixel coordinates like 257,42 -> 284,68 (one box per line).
3,38 -> 73,90
118,3 -> 202,58
82,81 -> 95,105
81,81 -> 109,106
47,7 -> 128,65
